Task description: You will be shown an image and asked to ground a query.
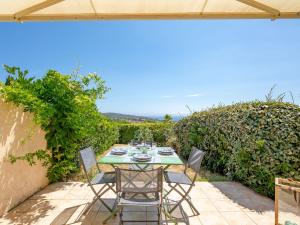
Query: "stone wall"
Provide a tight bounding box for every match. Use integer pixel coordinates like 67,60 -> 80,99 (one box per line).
0,99 -> 48,215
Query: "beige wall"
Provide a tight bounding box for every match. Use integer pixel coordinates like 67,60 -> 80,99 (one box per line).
0,99 -> 48,215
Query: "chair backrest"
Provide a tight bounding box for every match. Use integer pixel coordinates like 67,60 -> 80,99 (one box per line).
116,167 -> 163,194
79,147 -> 98,173
187,147 -> 206,173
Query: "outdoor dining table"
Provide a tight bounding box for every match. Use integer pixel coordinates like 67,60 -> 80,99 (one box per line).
98,145 -> 184,170
98,145 -> 184,223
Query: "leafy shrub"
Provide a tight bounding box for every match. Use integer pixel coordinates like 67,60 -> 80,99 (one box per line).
81,117 -> 119,153
1,66 -> 118,182
174,101 -> 300,197
117,122 -> 173,146
134,127 -> 153,142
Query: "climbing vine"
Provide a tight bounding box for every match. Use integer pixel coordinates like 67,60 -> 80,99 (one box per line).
1,65 -> 118,182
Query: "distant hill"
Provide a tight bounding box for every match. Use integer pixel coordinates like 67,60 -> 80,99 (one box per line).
149,115 -> 185,122
103,113 -> 159,122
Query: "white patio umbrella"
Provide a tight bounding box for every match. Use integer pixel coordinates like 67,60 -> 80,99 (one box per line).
0,0 -> 300,22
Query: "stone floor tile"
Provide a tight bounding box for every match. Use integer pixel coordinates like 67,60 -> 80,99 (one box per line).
212,199 -> 243,212
75,204 -> 101,225
0,182 -> 277,225
98,199 -> 117,212
64,188 -> 90,200
244,211 -> 275,225
8,199 -> 54,214
146,210 -> 160,221
146,206 -> 159,212
123,206 -> 147,212
84,188 -> 116,200
189,186 -> 209,199
278,212 -> 300,225
198,211 -> 230,225
121,211 -> 146,220
183,216 -> 203,225
2,211 -> 60,225
91,211 -> 119,225
221,211 -> 256,225
46,182 -> 87,191
30,188 -> 71,200
47,199 -> 85,211
166,191 -> 184,201
238,198 -> 274,212
0,217 -> 10,225
205,189 -> 228,200
192,198 -> 218,212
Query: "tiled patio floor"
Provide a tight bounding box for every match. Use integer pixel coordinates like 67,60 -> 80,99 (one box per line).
0,181 -> 295,225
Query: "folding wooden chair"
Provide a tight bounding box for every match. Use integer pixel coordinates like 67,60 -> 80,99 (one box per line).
164,147 -> 206,215
79,147 -> 116,213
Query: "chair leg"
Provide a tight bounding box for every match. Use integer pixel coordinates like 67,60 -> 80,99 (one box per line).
162,202 -> 178,225
187,198 -> 200,215
169,195 -> 199,216
89,184 -> 115,213
96,187 -> 114,212
157,205 -> 162,225
103,205 -> 121,224
83,184 -> 108,215
82,196 -> 97,215
167,184 -> 199,215
164,183 -> 178,198
119,206 -> 124,225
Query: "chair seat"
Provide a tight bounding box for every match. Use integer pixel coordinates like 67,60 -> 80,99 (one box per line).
91,171 -> 116,185
164,171 -> 192,185
119,196 -> 160,207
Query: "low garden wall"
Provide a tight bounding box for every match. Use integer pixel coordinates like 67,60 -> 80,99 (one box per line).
0,99 -> 48,215
174,101 -> 300,198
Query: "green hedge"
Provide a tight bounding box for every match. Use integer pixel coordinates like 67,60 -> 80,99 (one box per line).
82,117 -> 119,153
174,101 -> 300,197
117,122 -> 172,146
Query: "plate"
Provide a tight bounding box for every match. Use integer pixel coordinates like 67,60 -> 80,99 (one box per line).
158,148 -> 174,155
111,148 -> 127,155
133,153 -> 152,162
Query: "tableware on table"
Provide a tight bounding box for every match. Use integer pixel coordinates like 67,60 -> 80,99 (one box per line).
132,153 -> 152,162
111,148 -> 127,155
158,148 -> 174,155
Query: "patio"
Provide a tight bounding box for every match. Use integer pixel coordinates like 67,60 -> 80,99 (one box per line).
0,1 -> 299,224
0,181 -> 276,225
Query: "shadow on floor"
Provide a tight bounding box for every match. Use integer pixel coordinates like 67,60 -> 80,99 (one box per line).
2,197 -> 54,225
48,197 -> 194,225
211,182 -> 274,213
2,182 -> 86,225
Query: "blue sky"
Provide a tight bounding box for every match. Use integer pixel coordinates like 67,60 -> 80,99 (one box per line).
0,20 -> 299,116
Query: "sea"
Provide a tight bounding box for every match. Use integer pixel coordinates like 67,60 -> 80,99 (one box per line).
149,115 -> 186,122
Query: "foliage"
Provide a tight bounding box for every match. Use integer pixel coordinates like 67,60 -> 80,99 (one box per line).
1,65 -> 118,182
116,121 -> 173,146
80,118 -> 119,153
163,114 -> 173,122
174,101 -> 300,198
265,84 -> 286,102
103,112 -> 157,122
134,127 -> 153,142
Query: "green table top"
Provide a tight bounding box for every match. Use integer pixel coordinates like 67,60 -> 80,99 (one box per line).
98,146 -> 183,165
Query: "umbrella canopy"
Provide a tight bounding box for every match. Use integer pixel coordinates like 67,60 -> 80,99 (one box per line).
0,0 -> 300,22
